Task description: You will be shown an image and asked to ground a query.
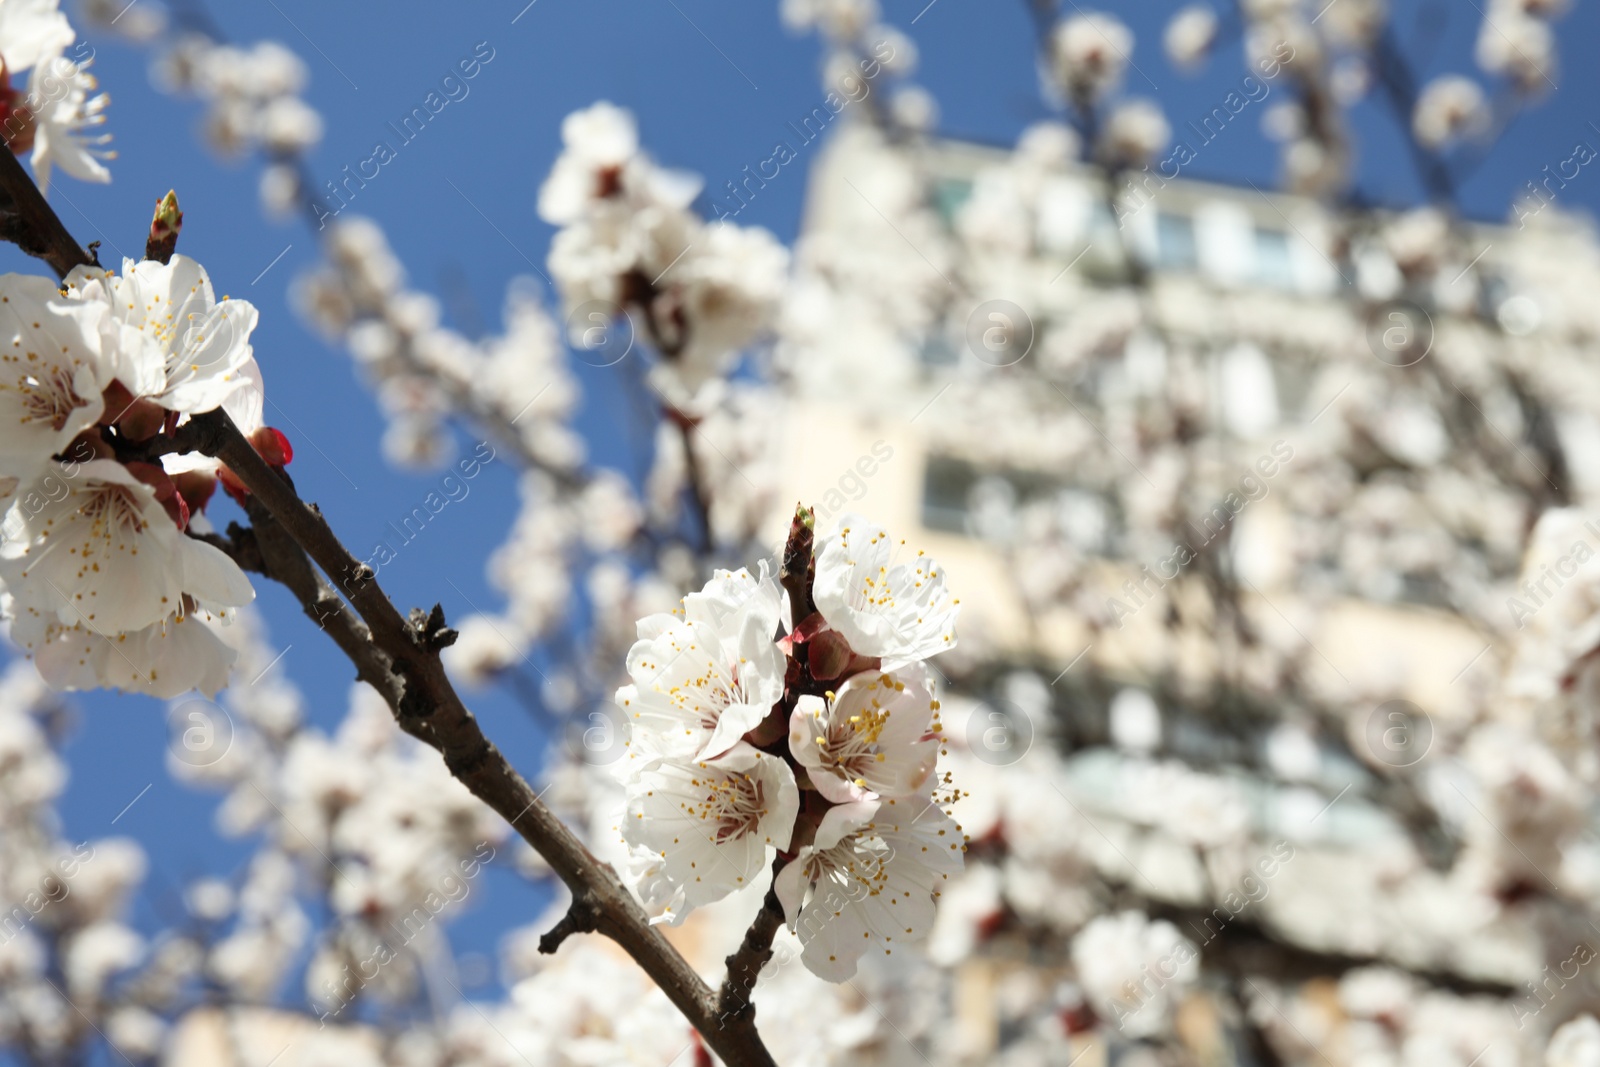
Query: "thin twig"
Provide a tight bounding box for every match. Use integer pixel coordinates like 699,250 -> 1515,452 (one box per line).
194,406 -> 778,1067
0,148 -> 95,277
715,857 -> 789,1023
0,169 -> 779,1066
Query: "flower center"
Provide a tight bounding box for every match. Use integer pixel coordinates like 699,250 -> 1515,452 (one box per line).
818,700 -> 892,779
81,483 -> 146,537
683,770 -> 766,844
18,367 -> 89,432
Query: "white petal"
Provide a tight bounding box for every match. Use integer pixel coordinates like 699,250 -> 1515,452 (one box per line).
0,0 -> 74,73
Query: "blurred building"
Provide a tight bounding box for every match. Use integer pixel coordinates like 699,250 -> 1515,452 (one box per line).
764,124 -> 1600,1061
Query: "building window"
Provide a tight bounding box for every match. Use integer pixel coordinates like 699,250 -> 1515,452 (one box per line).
919,333 -> 960,367
922,455 -> 1117,549
1157,212 -> 1199,270
1253,227 -> 1295,289
922,455 -> 978,534
931,178 -> 973,230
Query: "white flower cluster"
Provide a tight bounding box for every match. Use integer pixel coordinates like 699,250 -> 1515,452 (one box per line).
0,660 -> 202,1061
1412,75 -> 1490,150
0,0 -> 112,191
540,102 -> 790,399
1050,12 -> 1134,103
61,4 -> 1600,1065
1164,4 -> 1219,70
780,0 -> 880,42
295,217 -> 582,473
1071,910 -> 1199,1038
154,36 -> 322,162
1039,12 -> 1173,175
1475,0 -> 1566,93
614,512 -> 965,980
0,255 -> 269,696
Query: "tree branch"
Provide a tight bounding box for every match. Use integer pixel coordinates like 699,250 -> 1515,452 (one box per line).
0,148 -> 95,278
189,408 -> 778,1065
715,857 -> 789,1025
0,182 -> 777,1063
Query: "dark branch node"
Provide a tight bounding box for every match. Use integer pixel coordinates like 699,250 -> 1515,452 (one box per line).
439,737 -> 495,780
539,895 -> 601,955
408,603 -> 458,652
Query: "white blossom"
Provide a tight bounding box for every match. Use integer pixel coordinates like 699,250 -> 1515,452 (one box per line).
0,0 -> 71,78
1413,75 -> 1490,149
1050,13 -> 1133,101
812,514 -> 959,671
0,273 -> 108,480
1476,10 -> 1556,91
1164,4 -> 1218,70
1101,98 -> 1170,167
1549,1015 -> 1600,1067
537,100 -> 639,226
0,459 -> 252,634
26,53 -> 112,192
1071,911 -> 1198,1038
775,793 -> 964,980
616,563 -> 785,761
789,668 -> 941,804
623,742 -> 798,923
62,255 -> 259,415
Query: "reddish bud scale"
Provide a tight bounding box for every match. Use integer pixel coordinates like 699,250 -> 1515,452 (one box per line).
98,381 -> 135,426
69,430 -> 115,462
99,381 -> 166,442
806,627 -> 852,681
220,426 -> 293,506
0,61 -> 34,155
1059,1002 -> 1097,1035
217,465 -> 249,509
173,470 -> 218,516
118,400 -> 166,443
250,426 -> 294,466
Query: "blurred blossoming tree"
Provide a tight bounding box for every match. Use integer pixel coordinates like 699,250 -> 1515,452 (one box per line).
2,0 -> 1600,1064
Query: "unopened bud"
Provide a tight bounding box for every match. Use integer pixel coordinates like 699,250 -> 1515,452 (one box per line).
146,190 -> 183,264
250,426 -> 293,466
807,628 -> 852,681
219,427 -> 293,507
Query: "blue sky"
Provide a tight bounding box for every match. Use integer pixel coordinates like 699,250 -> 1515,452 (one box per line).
16,0 -> 1600,1018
